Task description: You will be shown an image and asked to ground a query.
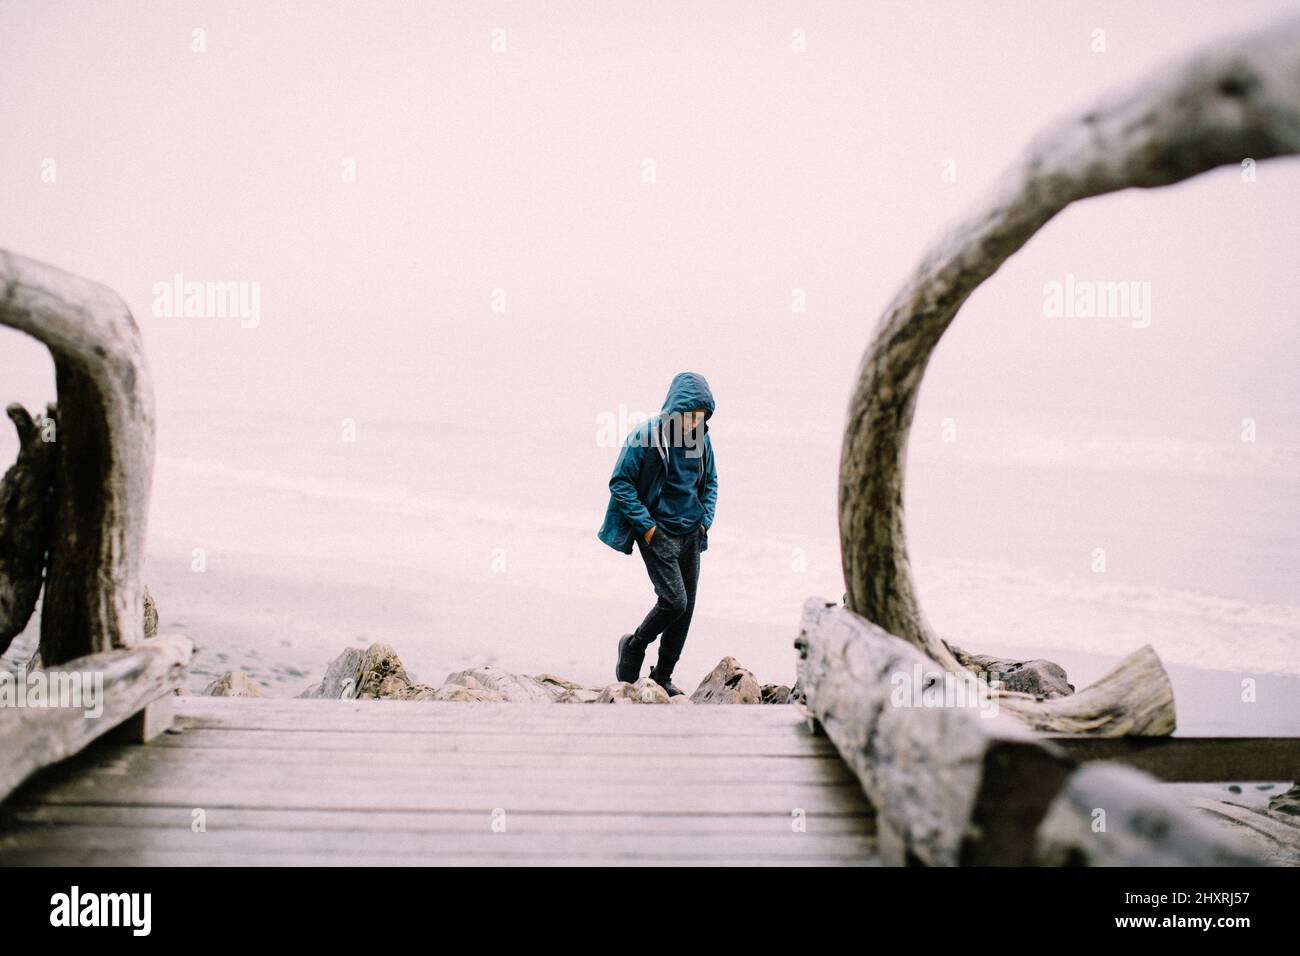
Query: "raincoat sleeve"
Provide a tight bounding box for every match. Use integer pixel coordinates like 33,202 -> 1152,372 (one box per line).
609,430 -> 656,535
701,436 -> 717,530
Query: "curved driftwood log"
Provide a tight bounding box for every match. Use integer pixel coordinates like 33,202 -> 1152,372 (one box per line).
0,404 -> 57,654
839,18 -> 1300,732
796,598 -> 1264,865
0,250 -> 155,664
795,598 -> 1075,865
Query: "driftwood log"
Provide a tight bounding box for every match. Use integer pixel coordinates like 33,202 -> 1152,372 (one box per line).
795,598 -> 1262,865
0,404 -> 57,655
1183,789 -> 1300,866
839,17 -> 1300,734
0,634 -> 192,803
795,598 -> 1074,865
0,250 -> 155,664
1035,763 -> 1262,866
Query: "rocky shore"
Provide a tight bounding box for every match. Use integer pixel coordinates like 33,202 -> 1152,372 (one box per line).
200,642 -> 796,706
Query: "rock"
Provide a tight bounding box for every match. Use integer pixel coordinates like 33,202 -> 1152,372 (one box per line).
441,665 -> 563,703
299,647 -> 364,699
299,645 -> 769,705
556,686 -> 605,704
761,684 -> 792,704
596,678 -> 670,704
430,678 -> 501,702
204,671 -> 265,697
536,673 -> 607,702
946,643 -> 1074,699
691,657 -> 763,704
299,643 -> 433,700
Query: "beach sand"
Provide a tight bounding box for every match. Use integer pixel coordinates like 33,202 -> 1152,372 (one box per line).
50,543 -> 1297,740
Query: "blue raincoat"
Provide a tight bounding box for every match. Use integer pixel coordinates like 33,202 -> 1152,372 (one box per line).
597,372 -> 717,554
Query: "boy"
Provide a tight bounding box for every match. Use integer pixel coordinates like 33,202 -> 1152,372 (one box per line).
597,372 -> 717,696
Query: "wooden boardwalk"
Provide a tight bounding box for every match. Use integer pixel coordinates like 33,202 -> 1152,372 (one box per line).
0,697 -> 878,866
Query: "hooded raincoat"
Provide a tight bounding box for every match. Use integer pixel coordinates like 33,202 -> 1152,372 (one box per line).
597,372 -> 717,554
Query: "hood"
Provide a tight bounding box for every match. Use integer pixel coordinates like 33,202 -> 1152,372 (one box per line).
654,372 -> 714,465
659,371 -> 715,421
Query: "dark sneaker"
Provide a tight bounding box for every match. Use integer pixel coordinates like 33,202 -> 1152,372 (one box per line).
649,666 -> 685,697
616,633 -> 646,683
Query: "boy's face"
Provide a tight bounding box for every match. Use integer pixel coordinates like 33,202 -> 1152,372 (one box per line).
667,409 -> 707,453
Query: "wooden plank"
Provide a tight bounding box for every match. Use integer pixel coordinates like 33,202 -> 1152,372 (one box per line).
65,744 -> 857,778
175,696 -> 806,715
5,736 -> 873,817
11,774 -> 868,815
0,823 -> 874,861
0,803 -> 872,833
171,697 -> 811,733
1,687 -> 878,864
0,635 -> 193,801
105,696 -> 175,745
148,727 -> 840,757
1049,735 -> 1300,782
0,847 -> 875,867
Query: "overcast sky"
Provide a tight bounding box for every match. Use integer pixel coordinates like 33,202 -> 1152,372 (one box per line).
3,0 -> 1298,445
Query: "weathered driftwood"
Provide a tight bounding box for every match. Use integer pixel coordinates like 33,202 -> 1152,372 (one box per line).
0,250 -> 156,664
998,645 -> 1175,736
796,598 -> 1266,866
1183,790 -> 1300,866
839,18 -> 1300,732
795,598 -> 1074,865
0,633 -> 192,803
1035,763 -> 1261,866
0,403 -> 57,654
